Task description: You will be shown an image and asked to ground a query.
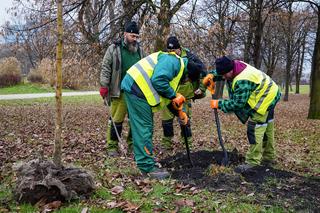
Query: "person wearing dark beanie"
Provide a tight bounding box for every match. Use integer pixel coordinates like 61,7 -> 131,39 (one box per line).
125,21 -> 139,34
160,36 -> 207,150
215,56 -> 234,75
100,21 -> 145,157
203,56 -> 281,174
167,36 -> 181,50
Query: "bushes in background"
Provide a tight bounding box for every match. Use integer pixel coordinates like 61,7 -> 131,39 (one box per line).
27,69 -> 44,83
0,57 -> 22,87
32,58 -> 99,89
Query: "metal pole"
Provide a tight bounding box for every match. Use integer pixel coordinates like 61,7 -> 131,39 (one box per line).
182,124 -> 193,167
104,98 -> 125,155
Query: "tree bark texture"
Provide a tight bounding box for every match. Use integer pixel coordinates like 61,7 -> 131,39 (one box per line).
54,0 -> 63,167
308,7 -> 320,119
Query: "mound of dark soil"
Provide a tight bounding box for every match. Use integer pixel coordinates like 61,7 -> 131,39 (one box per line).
13,159 -> 95,205
161,150 -> 320,211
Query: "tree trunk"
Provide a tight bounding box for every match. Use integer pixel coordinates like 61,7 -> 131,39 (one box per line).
243,1 -> 254,63
153,0 -> 188,51
54,0 -> 63,167
308,8 -> 320,119
154,0 -> 171,51
252,0 -> 263,68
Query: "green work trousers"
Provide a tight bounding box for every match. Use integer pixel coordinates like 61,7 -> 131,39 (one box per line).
124,92 -> 155,173
106,92 -> 132,151
161,82 -> 194,148
245,107 -> 276,165
161,100 -> 192,148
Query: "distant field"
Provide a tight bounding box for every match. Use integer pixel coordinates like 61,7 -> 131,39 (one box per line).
217,84 -> 310,97
284,84 -> 310,94
0,83 -> 73,94
0,94 -> 101,106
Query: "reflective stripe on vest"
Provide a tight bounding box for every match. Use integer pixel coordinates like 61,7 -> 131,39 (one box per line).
232,62 -> 279,115
127,51 -> 184,109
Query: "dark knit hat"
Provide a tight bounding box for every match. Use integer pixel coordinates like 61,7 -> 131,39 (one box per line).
215,56 -> 234,75
125,21 -> 139,34
166,36 -> 181,50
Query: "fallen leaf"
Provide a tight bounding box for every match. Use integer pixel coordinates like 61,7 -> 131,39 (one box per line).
247,192 -> 255,197
123,201 -> 140,211
41,201 -> 62,213
81,207 -> 89,213
175,198 -> 195,207
111,185 -> 124,195
106,201 -> 117,208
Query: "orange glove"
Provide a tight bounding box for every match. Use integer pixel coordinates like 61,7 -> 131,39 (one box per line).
210,99 -> 219,109
203,74 -> 215,94
172,93 -> 186,110
178,111 -> 188,125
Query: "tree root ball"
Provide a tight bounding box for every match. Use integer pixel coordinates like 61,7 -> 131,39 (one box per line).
13,159 -> 95,205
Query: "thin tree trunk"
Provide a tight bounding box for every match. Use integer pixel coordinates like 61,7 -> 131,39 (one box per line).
54,0 -> 63,167
252,0 -> 263,68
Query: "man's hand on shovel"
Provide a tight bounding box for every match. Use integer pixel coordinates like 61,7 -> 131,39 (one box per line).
203,74 -> 229,166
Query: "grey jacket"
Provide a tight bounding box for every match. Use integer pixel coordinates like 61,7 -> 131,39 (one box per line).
100,40 -> 145,98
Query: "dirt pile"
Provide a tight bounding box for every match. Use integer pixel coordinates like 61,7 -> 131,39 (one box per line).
161,150 -> 320,211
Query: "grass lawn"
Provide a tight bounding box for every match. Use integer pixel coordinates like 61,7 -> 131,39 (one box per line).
0,94 -> 102,106
281,84 -> 310,94
0,83 -> 73,95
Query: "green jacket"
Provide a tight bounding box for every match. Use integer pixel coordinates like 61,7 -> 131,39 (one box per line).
100,39 -> 145,98
178,48 -> 206,99
121,52 -> 185,100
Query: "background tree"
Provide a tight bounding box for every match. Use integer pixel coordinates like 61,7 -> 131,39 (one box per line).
153,0 -> 189,51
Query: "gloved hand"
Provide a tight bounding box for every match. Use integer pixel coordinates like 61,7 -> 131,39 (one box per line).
210,99 -> 219,109
99,87 -> 108,98
172,93 -> 186,110
178,110 -> 188,125
203,74 -> 215,94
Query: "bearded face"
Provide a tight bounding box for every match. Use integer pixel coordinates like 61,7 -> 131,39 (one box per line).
124,32 -> 139,53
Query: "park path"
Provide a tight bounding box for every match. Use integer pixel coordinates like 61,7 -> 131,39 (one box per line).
0,91 -> 99,100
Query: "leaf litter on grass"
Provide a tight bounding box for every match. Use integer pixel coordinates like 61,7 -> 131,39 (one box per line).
0,94 -> 319,211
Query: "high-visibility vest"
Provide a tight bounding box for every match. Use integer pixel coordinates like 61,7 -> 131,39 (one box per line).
232,62 -> 279,115
127,51 -> 184,112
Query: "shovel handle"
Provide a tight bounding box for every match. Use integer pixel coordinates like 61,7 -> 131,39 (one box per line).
182,125 -> 193,167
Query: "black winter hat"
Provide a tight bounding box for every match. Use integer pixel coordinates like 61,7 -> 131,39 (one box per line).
125,21 -> 139,34
215,56 -> 234,75
166,36 -> 181,50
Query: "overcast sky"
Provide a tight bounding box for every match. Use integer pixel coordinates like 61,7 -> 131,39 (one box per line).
0,0 -> 14,26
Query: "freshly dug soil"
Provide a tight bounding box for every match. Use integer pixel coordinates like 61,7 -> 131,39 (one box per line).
161,150 -> 320,211
13,159 -> 95,205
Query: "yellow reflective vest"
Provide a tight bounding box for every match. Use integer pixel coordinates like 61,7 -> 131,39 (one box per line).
127,51 -> 184,112
232,62 -> 279,115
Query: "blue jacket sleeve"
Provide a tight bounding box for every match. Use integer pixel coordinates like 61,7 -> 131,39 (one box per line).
151,54 -> 181,99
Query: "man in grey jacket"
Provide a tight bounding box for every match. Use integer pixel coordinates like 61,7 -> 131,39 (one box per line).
100,21 -> 145,157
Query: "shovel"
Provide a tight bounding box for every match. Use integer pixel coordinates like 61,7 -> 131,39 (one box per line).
103,97 -> 126,156
211,80 -> 228,166
182,124 -> 193,167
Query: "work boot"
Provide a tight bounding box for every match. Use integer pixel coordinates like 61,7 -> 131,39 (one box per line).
234,164 -> 255,173
143,168 -> 170,180
261,159 -> 277,167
